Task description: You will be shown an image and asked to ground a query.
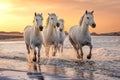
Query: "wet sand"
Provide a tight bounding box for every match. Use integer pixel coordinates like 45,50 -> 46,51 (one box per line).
0,36 -> 120,80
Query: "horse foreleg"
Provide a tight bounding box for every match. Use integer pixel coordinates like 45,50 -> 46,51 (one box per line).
45,46 -> 50,57
61,43 -> 63,53
87,44 -> 92,59
57,44 -> 60,53
31,45 -> 37,62
80,47 -> 83,60
52,44 -> 58,56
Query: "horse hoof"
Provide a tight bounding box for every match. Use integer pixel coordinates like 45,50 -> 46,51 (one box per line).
33,58 -> 36,62
52,54 -> 55,56
52,55 -> 55,56
87,55 -> 91,59
77,56 -> 80,59
52,52 -> 56,56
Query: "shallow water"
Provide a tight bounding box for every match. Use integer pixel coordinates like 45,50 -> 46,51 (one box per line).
27,63 -> 94,80
0,36 -> 120,80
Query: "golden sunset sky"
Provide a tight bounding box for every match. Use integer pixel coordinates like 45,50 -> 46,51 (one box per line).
0,0 -> 120,33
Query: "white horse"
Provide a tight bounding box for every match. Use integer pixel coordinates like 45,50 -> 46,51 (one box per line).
57,19 -> 66,53
23,12 -> 43,62
69,10 -> 96,60
43,13 -> 59,57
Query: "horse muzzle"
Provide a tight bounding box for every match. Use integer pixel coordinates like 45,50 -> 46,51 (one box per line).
39,26 -> 43,31
91,23 -> 96,28
56,22 -> 60,27
59,29 -> 63,32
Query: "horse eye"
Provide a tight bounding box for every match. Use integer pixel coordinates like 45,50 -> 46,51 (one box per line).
36,19 -> 38,21
87,17 -> 89,19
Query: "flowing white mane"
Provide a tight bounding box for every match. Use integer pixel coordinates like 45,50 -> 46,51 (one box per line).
46,13 -> 56,27
79,14 -> 85,26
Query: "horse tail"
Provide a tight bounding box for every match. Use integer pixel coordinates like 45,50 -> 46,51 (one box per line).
69,36 -> 73,43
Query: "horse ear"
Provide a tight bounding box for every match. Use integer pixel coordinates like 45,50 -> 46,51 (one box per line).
63,20 -> 64,23
85,10 -> 88,14
48,13 -> 50,16
35,12 -> 37,16
91,11 -> 94,14
41,13 -> 43,16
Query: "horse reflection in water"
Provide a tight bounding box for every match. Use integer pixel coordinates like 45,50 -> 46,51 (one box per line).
27,62 -> 94,80
27,63 -> 44,80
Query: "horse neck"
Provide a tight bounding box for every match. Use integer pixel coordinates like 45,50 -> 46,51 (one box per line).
33,25 -> 40,36
59,30 -> 64,36
59,31 -> 62,38
47,21 -> 54,37
80,20 -> 89,35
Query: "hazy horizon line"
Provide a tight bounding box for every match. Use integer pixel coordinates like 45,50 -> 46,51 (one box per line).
0,31 -> 120,34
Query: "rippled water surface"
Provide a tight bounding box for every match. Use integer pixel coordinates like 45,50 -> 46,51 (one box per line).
0,36 -> 120,80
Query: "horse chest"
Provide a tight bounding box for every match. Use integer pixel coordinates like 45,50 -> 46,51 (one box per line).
79,36 -> 91,46
34,39 -> 42,46
30,36 -> 42,46
81,41 -> 90,46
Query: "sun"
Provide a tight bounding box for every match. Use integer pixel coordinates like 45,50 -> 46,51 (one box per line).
0,3 -> 11,10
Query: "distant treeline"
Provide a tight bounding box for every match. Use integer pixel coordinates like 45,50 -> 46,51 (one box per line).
0,31 -> 120,38
0,31 -> 23,40
91,32 -> 120,36
64,31 -> 120,36
0,31 -> 23,34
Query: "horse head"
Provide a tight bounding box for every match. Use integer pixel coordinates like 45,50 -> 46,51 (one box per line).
47,13 -> 60,28
33,12 -> 43,31
83,10 -> 96,28
57,19 -> 64,32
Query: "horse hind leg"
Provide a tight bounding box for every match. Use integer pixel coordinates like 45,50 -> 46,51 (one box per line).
69,36 -> 77,50
33,51 -> 37,62
26,43 -> 30,54
69,36 -> 80,59
80,47 -> 83,60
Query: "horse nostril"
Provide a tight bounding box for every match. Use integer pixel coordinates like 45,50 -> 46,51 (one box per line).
59,29 -> 63,31
39,25 -> 43,28
92,23 -> 96,28
39,26 -> 43,31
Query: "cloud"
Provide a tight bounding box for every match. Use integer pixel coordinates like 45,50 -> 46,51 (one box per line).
5,0 -> 120,16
